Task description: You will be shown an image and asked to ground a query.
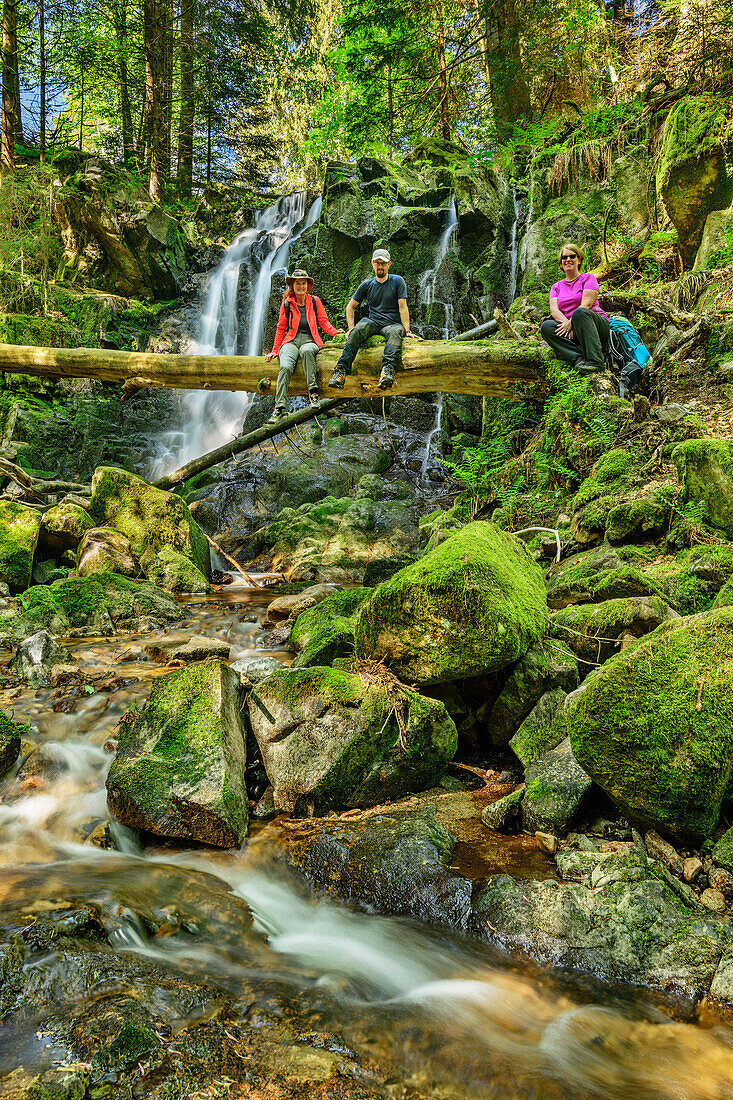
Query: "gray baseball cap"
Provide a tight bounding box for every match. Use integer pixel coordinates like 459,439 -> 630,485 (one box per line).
372,248 -> 391,262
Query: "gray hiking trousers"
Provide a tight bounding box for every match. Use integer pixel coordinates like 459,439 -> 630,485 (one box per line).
275,333 -> 319,410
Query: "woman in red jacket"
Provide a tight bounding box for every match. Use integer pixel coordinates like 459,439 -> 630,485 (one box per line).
264,269 -> 344,425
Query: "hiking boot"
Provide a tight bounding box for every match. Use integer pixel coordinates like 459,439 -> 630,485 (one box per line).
328,367 -> 348,389
573,359 -> 603,373
377,365 -> 395,390
265,407 -> 286,427
308,391 -> 320,408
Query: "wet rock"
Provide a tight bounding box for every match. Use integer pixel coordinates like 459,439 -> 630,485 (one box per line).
140,546 -> 212,593
77,526 -> 139,578
0,502 -> 42,593
536,831 -> 558,855
11,629 -> 79,686
89,465 -> 210,577
273,804 -> 473,928
0,573 -> 183,643
0,708 -> 21,777
145,635 -> 231,663
683,856 -> 703,883
230,654 -> 283,685
509,687 -> 568,769
39,500 -> 95,557
107,659 -> 248,846
355,522 -> 548,686
471,848 -> 728,1003
644,830 -> 684,877
487,638 -> 578,746
551,595 -> 676,664
567,607 -> 733,843
481,786 -> 524,832
701,887 -> 726,914
708,865 -> 733,899
521,740 -> 593,836
290,587 -> 370,670
246,666 -> 457,815
265,583 -> 340,625
32,558 -> 71,585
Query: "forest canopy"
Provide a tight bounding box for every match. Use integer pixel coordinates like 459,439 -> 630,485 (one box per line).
1,0 -> 732,194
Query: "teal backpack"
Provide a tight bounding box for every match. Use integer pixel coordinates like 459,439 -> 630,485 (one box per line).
608,316 -> 652,398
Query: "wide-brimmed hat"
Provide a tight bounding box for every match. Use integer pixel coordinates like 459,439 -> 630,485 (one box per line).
286,268 -> 314,289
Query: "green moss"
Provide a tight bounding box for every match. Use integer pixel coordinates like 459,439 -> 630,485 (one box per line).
673,437 -> 733,537
89,466 -> 210,576
354,521 -> 548,685
140,546 -> 212,594
572,449 -> 636,509
0,502 -> 42,593
290,587 -> 369,656
0,708 -> 21,777
552,595 -> 671,662
605,491 -> 673,544
656,97 -> 728,194
566,606 -> 733,841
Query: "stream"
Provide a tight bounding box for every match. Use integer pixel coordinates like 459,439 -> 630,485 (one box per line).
3,588 -> 733,1099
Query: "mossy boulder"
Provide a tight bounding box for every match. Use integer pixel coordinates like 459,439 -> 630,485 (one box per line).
0,502 -> 42,593
673,438 -> 733,537
521,739 -> 593,836
648,545 -> 733,614
551,595 -> 676,664
140,546 -> 212,594
39,501 -> 94,556
0,708 -> 21,777
246,666 -> 457,815
11,629 -> 79,686
354,522 -> 548,686
712,828 -> 733,874
77,526 -> 138,578
289,587 -> 370,670
546,546 -> 660,609
106,659 -> 248,846
89,466 -> 210,577
657,97 -> 728,265
566,607 -> 733,842
509,688 -> 569,770
487,637 -> 579,745
0,573 -> 183,643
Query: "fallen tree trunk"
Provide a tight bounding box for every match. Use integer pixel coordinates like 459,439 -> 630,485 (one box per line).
0,339 -> 549,400
153,398 -> 348,490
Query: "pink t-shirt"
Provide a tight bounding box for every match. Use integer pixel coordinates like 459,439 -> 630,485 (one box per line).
550,272 -> 607,317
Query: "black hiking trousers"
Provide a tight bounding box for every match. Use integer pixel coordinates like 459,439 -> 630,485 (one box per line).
336,318 -> 405,375
540,307 -> 610,370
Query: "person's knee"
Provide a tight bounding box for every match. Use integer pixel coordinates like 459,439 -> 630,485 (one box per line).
540,319 -> 556,339
571,307 -> 592,323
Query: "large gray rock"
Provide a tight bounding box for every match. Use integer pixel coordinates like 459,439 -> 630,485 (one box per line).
470,848 -> 729,1003
487,638 -> 578,746
39,501 -> 94,557
521,739 -> 593,836
106,659 -> 248,846
77,526 -> 138,578
246,667 -> 457,814
673,438 -> 733,538
509,688 -> 568,769
354,522 -> 548,686
11,629 -> 79,686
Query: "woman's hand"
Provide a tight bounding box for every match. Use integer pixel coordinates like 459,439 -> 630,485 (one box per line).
333,328 -> 346,335
557,318 -> 573,339
264,350 -> 277,361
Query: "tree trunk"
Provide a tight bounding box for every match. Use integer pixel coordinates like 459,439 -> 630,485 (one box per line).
205,60 -> 212,185
144,0 -> 166,200
113,0 -> 134,166
1,0 -> 20,172
161,0 -> 172,182
177,0 -> 194,196
0,340 -> 550,401
39,0 -> 46,165
482,0 -> 532,141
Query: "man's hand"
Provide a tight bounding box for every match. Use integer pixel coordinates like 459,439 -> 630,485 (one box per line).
405,331 -> 422,340
264,351 -> 277,361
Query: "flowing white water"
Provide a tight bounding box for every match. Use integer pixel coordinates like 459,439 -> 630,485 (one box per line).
149,192 -> 322,478
418,200 -> 457,479
507,185 -> 522,306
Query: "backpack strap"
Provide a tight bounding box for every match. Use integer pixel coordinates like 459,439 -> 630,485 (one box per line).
284,300 -> 292,329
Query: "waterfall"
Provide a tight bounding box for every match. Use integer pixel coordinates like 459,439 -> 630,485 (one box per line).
149,193 -> 322,478
418,200 -> 457,480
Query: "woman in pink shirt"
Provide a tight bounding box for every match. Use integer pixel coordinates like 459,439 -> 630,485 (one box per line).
539,242 -> 610,372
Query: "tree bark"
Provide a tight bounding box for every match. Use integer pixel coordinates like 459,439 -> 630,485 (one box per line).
177,0 -> 194,196
482,0 -> 532,141
1,0 -> 20,172
112,0 -> 134,166
39,0 -> 46,164
434,1 -> 451,142
144,0 -> 166,199
0,340 -> 550,400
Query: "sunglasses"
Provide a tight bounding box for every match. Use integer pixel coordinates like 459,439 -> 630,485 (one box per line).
561,255 -> 578,262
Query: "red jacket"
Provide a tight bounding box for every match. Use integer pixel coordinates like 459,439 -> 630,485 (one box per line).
272,293 -> 339,355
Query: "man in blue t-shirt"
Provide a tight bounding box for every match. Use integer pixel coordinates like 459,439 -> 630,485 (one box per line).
328,248 -> 421,391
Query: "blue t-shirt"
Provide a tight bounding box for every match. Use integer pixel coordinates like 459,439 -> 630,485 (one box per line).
353,274 -> 407,327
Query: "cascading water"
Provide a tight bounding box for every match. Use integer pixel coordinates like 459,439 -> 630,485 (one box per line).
418,199 -> 458,480
507,185 -> 522,307
149,193 -> 322,479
